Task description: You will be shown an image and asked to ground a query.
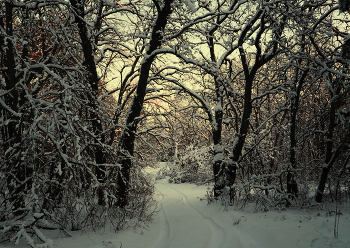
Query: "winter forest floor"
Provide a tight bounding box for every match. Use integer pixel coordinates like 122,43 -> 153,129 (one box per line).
3,170 -> 350,248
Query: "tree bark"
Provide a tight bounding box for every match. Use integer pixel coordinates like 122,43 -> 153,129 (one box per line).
117,0 -> 174,208
212,80 -> 224,197
315,79 -> 339,203
1,2 -> 26,216
208,1 -> 240,197
226,9 -> 282,202
70,0 -> 106,204
287,67 -> 308,199
226,76 -> 253,187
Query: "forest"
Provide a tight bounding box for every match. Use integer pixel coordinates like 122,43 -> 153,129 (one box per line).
1,0 -> 350,247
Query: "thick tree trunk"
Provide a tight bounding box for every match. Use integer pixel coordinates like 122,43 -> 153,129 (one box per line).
287,68 -> 308,199
226,8 -> 281,201
117,60 -> 152,207
207,14 -> 226,197
206,4 -> 237,198
70,0 -> 106,204
225,10 -> 266,195
212,94 -> 224,197
116,0 -> 174,208
315,83 -> 338,203
1,3 -> 27,217
227,73 -> 253,185
315,37 -> 350,202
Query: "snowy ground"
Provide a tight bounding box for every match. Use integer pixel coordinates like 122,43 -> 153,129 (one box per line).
3,170 -> 350,248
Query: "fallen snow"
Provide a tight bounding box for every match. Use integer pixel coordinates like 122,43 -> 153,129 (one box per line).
3,176 -> 350,248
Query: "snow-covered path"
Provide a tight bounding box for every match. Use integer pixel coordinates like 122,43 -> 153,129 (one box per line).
151,180 -> 228,248
4,178 -> 350,248
52,179 -> 258,248
52,179 -> 350,248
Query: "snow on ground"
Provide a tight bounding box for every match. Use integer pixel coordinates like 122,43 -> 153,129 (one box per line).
3,167 -> 350,248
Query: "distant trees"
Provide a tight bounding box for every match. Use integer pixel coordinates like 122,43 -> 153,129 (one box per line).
116,0 -> 350,208
154,0 -> 350,207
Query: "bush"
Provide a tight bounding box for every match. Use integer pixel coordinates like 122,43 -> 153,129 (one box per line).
167,145 -> 213,184
0,165 -> 156,247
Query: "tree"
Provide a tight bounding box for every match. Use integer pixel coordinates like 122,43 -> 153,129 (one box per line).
69,0 -> 108,204
224,1 -> 288,199
117,0 -> 175,207
1,1 -> 24,216
0,1 -> 155,245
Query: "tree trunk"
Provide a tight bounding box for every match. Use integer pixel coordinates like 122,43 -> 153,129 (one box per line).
70,0 -> 106,204
212,92 -> 224,197
226,9 -> 266,193
226,8 -> 282,201
1,2 -> 28,217
315,80 -> 339,203
226,76 -> 253,187
288,68 -> 308,200
206,3 -> 238,198
116,0 -> 174,208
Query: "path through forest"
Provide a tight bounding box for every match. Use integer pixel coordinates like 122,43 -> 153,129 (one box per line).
51,178 -> 259,248
5,177 -> 350,248
53,178 -> 350,248
150,180 -> 245,248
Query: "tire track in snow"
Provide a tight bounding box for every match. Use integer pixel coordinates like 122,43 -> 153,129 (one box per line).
165,183 -> 227,248
150,191 -> 170,248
